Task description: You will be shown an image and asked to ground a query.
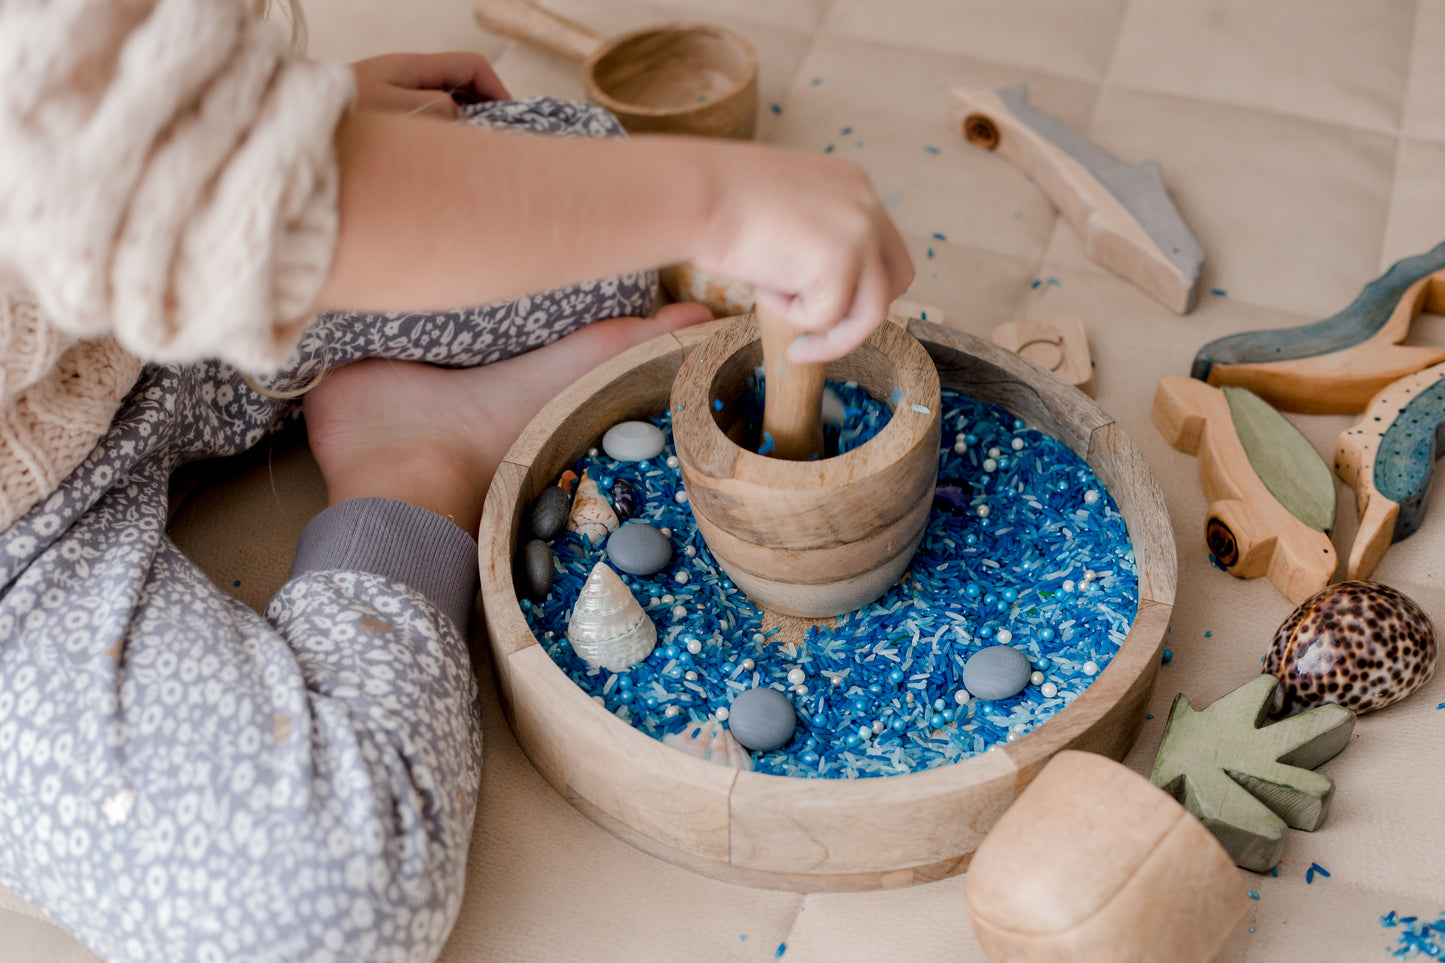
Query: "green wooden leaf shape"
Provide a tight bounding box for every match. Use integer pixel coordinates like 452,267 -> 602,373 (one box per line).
1224,386 -> 1337,533
1150,675 -> 1355,872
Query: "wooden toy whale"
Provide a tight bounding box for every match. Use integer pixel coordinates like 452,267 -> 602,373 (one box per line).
950,84 -> 1204,314
1192,242 -> 1445,413
1153,376 -> 1336,604
1335,361 -> 1445,579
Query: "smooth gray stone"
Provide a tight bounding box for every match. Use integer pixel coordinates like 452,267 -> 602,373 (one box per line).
516,539 -> 554,602
602,420 -> 666,462
605,523 -> 672,576
527,486 -> 570,541
962,645 -> 1032,701
728,687 -> 796,752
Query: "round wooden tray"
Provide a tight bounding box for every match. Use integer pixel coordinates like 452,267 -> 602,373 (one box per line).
478,316 -> 1177,892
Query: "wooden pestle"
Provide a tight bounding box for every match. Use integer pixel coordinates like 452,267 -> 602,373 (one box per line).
757,305 -> 826,460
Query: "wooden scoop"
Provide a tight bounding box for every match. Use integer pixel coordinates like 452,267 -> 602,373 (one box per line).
475,0 -> 759,140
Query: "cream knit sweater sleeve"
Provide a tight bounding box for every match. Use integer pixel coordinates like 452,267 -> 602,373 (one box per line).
0,0 -> 356,373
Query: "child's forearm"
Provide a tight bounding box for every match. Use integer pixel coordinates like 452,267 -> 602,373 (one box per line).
319,111 -> 912,362
319,112 -> 720,313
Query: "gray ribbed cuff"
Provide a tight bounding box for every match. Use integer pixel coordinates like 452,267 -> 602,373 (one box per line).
291,498 -> 478,631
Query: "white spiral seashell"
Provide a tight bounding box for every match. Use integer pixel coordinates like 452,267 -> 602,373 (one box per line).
566,561 -> 656,671
566,470 -> 619,547
663,720 -> 754,771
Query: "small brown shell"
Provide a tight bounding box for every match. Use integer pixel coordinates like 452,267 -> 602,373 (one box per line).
1265,580 -> 1437,716
566,470 -> 619,548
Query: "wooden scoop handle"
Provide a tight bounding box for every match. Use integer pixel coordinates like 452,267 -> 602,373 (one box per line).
474,0 -> 604,62
758,304 -> 826,461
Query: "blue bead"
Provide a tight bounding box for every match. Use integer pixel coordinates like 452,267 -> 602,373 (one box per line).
891,718 -> 908,732
997,457 -> 1009,469
888,668 -> 905,684
980,625 -> 994,638
619,691 -> 634,703
942,708 -> 956,722
929,713 -> 945,727
845,734 -> 861,748
664,645 -> 679,659
1013,419 -> 1024,430
1001,588 -> 1018,603
965,583 -> 982,599
964,533 -> 979,546
723,662 -> 736,673
618,675 -> 632,688
645,697 -> 657,707
984,593 -> 997,606
802,751 -> 819,765
965,433 -> 978,446
1040,627 -> 1056,642
995,601 -> 1008,614
1162,648 -> 1174,664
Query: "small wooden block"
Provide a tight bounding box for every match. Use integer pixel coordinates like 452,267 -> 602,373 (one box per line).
1152,375 -> 1337,604
965,750 -> 1248,963
1335,361 -> 1445,579
1193,242 -> 1445,413
992,314 -> 1093,391
1150,676 -> 1355,872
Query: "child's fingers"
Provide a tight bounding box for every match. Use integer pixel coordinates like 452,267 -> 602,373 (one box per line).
878,214 -> 915,299
396,51 -> 511,102
361,85 -> 460,119
785,253 -> 892,363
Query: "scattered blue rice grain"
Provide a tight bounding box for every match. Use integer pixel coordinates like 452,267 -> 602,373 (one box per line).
1306,862 -> 1330,884
1146,713 -> 1153,720
855,140 -> 864,148
926,248 -> 934,259
776,943 -> 787,958
932,232 -> 947,241
1030,280 -> 1041,289
758,432 -> 776,456
840,126 -> 853,136
1211,288 -> 1227,297
924,145 -> 940,154
713,398 -> 724,411
811,77 -> 822,85
824,144 -> 835,153
1381,910 -> 1445,958
1047,277 -> 1060,287
527,382 -> 1137,777
1270,866 -> 1279,877
1248,891 -> 1260,900
771,103 -> 783,115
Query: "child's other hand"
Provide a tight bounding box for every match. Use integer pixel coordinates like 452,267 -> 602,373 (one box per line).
694,147 -> 914,364
351,52 -> 511,120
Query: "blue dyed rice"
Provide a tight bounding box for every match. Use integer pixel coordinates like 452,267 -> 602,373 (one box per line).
522,383 -> 1139,778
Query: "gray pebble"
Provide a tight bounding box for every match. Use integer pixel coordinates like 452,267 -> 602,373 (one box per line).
602,421 -> 666,462
727,687 -> 796,752
527,486 -> 570,541
516,539 -> 554,602
605,523 -> 672,576
962,645 -> 1032,701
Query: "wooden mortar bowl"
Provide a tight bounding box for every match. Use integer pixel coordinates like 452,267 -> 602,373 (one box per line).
478,318 -> 1177,892
671,316 -> 942,618
475,0 -> 758,140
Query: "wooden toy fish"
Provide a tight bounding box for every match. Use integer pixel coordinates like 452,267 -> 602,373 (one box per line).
1192,243 -> 1445,413
1153,375 -> 1336,603
950,85 -> 1204,314
1335,361 -> 1445,578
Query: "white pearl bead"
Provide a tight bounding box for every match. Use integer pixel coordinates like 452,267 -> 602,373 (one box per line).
664,705 -> 680,717
1006,730 -> 1019,742
684,670 -> 698,681
666,455 -> 680,468
983,458 -> 997,472
794,684 -> 808,695
1041,682 -> 1058,698
1084,490 -> 1100,505
741,658 -> 755,671
662,594 -> 674,604
872,720 -> 885,734
1029,671 -> 1044,685
787,667 -> 806,685
905,692 -> 915,703
995,628 -> 1012,643
988,447 -> 1001,458
977,504 -> 990,518
1083,660 -> 1099,676
953,441 -> 967,454
858,725 -> 873,740
954,689 -> 970,705
1011,437 -> 1025,450
684,545 -> 697,558
716,707 -> 730,721
672,605 -> 687,619
588,447 -> 599,457
674,490 -> 689,504
660,527 -> 672,538
592,695 -> 606,706
1062,580 -> 1075,592
686,638 -> 703,654
675,570 -> 690,585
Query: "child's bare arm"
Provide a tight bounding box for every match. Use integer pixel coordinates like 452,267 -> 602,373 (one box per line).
319,112 -> 912,362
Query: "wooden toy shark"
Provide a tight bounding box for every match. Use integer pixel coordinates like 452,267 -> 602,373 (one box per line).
950,84 -> 1204,314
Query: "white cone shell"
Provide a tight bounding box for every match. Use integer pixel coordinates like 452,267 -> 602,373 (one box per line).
567,561 -> 656,671
567,471 -> 619,547
663,720 -> 754,771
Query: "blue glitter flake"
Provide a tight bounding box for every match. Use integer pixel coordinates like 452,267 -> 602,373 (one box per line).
524,385 -> 1138,777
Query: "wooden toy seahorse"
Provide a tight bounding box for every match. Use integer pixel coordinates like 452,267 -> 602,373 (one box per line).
950,84 -> 1204,314
1192,243 -> 1445,414
1335,362 -> 1445,579
1154,376 -> 1337,604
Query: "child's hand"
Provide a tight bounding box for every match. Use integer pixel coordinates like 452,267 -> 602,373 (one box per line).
693,146 -> 914,363
351,52 -> 510,119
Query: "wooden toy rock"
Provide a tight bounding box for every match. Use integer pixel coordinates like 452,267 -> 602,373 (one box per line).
966,750 -> 1249,963
1150,675 -> 1354,873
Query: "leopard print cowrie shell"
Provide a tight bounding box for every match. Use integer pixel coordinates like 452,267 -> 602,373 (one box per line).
1265,580 -> 1437,716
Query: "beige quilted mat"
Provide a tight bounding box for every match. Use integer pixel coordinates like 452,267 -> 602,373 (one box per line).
5,0 -> 1444,960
